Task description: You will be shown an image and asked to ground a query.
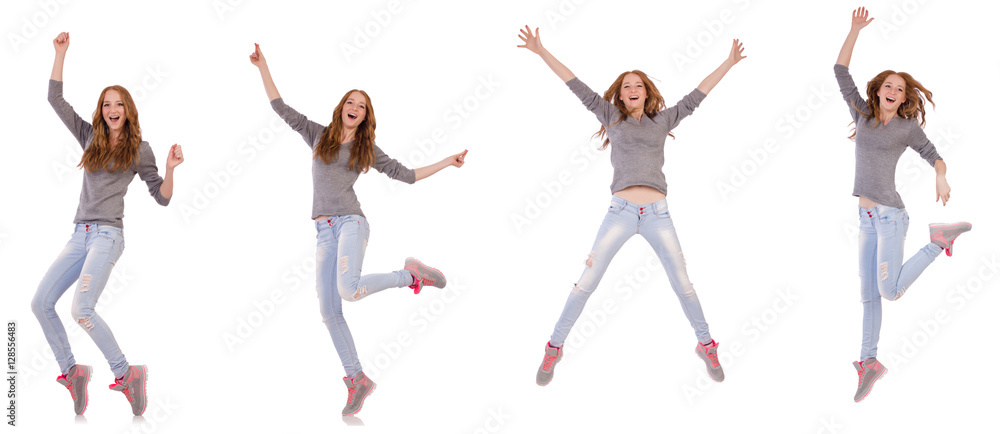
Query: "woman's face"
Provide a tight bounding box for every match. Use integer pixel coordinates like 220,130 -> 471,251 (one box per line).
877,74 -> 907,113
618,73 -> 647,113
341,91 -> 368,128
102,89 -> 127,133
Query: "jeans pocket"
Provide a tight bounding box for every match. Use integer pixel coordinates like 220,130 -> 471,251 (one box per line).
653,200 -> 670,218
874,205 -> 899,225
94,231 -> 124,265
607,200 -> 625,215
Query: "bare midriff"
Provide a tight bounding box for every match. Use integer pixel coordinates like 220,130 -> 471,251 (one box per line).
859,196 -> 879,209
613,185 -> 666,205
315,215 -> 330,221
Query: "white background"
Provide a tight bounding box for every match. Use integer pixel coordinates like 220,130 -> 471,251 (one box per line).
1,0 -> 997,432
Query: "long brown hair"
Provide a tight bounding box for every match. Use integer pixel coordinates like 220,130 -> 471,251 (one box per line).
314,89 -> 376,172
849,70 -> 934,139
79,85 -> 142,172
593,70 -> 668,150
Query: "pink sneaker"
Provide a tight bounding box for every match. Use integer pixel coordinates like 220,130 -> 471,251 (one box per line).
853,358 -> 886,402
109,365 -> 147,416
929,222 -> 972,257
404,258 -> 446,294
56,364 -> 91,415
696,340 -> 725,382
342,372 -> 376,416
535,342 -> 563,386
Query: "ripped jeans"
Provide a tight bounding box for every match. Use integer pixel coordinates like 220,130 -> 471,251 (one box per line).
31,223 -> 129,378
858,205 -> 942,360
315,215 -> 414,377
549,196 -> 713,347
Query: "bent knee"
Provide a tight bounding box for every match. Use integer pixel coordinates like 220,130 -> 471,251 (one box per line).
571,282 -> 595,295
30,293 -> 53,316
338,284 -> 367,302
880,287 -> 906,301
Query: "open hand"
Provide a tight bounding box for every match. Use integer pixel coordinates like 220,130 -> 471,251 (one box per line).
727,39 -> 746,66
517,26 -> 545,55
936,175 -> 950,206
851,7 -> 874,32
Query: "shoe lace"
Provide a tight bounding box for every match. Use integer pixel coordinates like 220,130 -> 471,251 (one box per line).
346,380 -> 358,404
701,344 -> 720,368
59,376 -> 77,400
541,353 -> 557,371
857,367 -> 865,387
112,379 -> 135,403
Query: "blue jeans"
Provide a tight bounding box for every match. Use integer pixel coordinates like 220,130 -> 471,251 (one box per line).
31,223 -> 129,378
549,196 -> 713,347
315,215 -> 413,377
858,205 -> 942,360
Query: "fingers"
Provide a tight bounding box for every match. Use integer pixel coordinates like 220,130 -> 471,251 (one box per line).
170,144 -> 184,163
53,32 -> 70,46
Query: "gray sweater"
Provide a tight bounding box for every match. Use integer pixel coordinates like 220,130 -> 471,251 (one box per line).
48,80 -> 169,229
834,64 -> 941,209
566,77 -> 706,196
270,98 -> 416,219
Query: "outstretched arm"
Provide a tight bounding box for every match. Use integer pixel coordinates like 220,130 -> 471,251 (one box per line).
517,26 -> 575,83
837,7 -> 873,67
414,150 -> 467,182
51,32 -> 69,81
696,39 -> 745,95
250,43 -> 281,101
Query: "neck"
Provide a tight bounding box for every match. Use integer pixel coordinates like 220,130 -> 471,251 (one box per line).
340,126 -> 357,144
628,108 -> 643,121
109,130 -> 122,147
879,108 -> 897,125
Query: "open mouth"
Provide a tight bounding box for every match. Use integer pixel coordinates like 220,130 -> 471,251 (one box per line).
629,96 -> 639,101
347,113 -> 357,120
109,115 -> 121,124
885,97 -> 896,104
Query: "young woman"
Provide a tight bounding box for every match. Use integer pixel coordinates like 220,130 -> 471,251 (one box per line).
835,7 -> 971,402
517,26 -> 744,386
31,32 -> 184,416
249,43 -> 466,417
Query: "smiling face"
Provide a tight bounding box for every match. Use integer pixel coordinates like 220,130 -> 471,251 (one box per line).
340,91 -> 368,128
877,74 -> 907,114
618,73 -> 647,114
102,89 -> 127,133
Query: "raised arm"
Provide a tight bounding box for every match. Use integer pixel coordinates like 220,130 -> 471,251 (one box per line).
414,150 -> 467,182
48,32 -> 92,147
517,26 -> 575,83
696,39 -> 745,95
836,7 -> 873,67
51,32 -> 68,81
250,43 -> 281,101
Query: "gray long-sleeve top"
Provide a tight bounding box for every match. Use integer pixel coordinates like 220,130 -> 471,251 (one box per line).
566,77 -> 706,196
834,64 -> 941,209
270,98 -> 416,219
48,80 -> 169,229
